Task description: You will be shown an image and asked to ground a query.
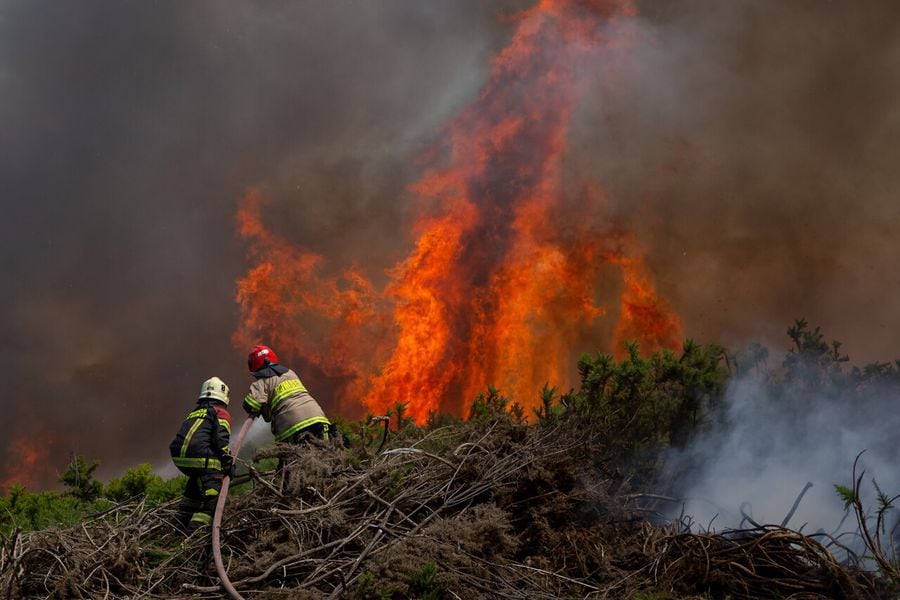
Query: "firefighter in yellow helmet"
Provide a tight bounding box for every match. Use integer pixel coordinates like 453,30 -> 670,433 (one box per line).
242,345 -> 332,444
168,376 -> 235,533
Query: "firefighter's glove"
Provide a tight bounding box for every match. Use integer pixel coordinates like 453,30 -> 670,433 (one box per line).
242,397 -> 261,417
221,453 -> 236,478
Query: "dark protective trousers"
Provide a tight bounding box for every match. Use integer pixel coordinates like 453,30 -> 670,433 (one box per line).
287,421 -> 330,444
176,468 -> 223,533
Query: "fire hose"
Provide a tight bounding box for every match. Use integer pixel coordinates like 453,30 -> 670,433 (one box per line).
211,415 -> 385,599
212,415 -> 256,600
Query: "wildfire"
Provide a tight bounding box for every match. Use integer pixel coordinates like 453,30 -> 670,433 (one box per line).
234,0 -> 681,422
612,254 -> 682,356
0,435 -> 49,492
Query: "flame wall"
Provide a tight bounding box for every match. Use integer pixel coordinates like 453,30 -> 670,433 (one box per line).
233,0 -> 682,422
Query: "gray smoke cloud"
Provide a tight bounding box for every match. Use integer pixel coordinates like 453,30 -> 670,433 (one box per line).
0,0 -> 528,487
1,0 -> 897,488
575,0 -> 900,363
620,4 -> 900,539
666,367 -> 900,557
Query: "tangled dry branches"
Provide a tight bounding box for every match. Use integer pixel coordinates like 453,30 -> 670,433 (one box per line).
0,418 -> 892,599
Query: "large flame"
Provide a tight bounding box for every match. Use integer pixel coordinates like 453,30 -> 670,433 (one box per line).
234,0 -> 681,422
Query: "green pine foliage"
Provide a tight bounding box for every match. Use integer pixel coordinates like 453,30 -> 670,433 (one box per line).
834,484 -> 856,509
59,453 -> 102,501
0,485 -> 102,536
0,457 -> 185,536
779,318 -> 900,400
468,385 -> 512,422
406,561 -> 444,600
105,464 -> 185,504
559,339 -> 728,466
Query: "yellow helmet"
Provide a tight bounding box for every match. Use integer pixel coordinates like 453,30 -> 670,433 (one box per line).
199,376 -> 229,405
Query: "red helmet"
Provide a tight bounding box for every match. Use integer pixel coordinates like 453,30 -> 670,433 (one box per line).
248,345 -> 279,372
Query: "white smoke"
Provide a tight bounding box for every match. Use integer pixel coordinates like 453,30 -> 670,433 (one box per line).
667,368 -> 900,554
235,417 -> 276,474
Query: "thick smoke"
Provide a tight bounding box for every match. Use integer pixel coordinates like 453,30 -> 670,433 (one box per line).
666,357 -> 900,551
623,6 -> 900,538
579,0 -> 900,362
1,0 -> 898,489
0,0 -> 529,488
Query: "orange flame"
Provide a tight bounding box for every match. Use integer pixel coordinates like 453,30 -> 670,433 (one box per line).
611,253 -> 683,356
234,0 -> 681,422
0,435 -> 48,492
233,191 -> 386,409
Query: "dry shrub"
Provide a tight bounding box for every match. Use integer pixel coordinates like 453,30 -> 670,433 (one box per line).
426,503 -> 518,559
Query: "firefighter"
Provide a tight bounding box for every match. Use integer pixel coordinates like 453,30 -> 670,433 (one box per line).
242,345 -> 332,444
169,376 -> 235,534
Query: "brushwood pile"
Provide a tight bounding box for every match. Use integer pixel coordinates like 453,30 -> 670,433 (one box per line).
0,410 -> 891,599
3,325 -> 899,599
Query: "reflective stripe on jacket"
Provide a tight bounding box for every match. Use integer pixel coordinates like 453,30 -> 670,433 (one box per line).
169,400 -> 232,472
243,368 -> 329,442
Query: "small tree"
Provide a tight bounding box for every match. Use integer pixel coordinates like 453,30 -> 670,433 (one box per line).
390,401 -> 412,431
533,383 -> 561,423
468,385 -> 509,422
783,318 -> 848,390
60,454 -> 102,502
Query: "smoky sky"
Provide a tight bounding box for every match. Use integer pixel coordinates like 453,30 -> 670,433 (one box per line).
0,0 -> 527,486
574,0 -> 900,361
1,0 -> 898,489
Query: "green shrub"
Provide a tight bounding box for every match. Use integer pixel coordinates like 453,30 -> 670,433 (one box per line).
355,570 -> 393,599
0,485 -> 97,535
540,339 -> 728,473
468,385 -> 510,421
105,464 -> 183,504
407,561 -> 444,600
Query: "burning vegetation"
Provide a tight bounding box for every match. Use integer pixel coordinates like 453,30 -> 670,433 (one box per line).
0,437 -> 47,493
2,1 -> 898,598
233,0 -> 681,424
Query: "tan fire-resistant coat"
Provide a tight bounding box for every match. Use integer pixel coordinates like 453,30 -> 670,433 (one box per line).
243,369 -> 330,442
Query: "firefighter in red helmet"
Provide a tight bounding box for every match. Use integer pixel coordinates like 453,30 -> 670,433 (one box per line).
169,376 -> 235,533
242,345 -> 332,444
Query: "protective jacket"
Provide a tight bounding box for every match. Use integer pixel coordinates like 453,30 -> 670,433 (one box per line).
169,399 -> 232,472
243,368 -> 330,442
